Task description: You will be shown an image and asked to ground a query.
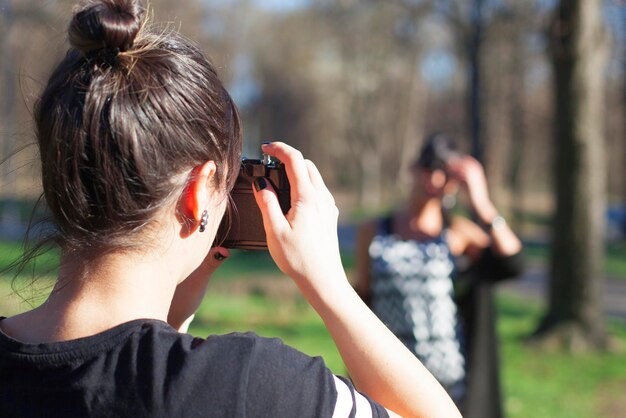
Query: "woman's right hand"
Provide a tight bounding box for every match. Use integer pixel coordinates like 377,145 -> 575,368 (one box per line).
445,155 -> 499,223
252,142 -> 346,292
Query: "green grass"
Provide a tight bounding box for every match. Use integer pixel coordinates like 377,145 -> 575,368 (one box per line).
0,241 -> 60,277
605,242 -> 626,279
497,294 -> 626,418
206,249 -> 357,282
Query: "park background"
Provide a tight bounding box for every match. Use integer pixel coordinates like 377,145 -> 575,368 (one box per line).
1,0 -> 626,417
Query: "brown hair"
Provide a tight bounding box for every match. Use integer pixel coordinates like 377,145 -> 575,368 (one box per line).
414,132 -> 462,171
33,0 -> 242,252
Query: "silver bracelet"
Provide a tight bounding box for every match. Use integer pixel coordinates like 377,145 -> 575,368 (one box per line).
487,215 -> 507,231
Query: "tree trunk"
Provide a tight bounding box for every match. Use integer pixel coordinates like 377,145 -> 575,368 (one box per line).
534,0 -> 609,351
506,27 -> 527,230
467,0 -> 484,162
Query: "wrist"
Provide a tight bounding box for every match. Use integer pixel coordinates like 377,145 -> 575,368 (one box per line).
475,203 -> 498,225
299,270 -> 353,311
484,214 -> 507,232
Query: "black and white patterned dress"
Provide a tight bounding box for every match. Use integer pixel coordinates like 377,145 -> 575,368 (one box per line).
368,219 -> 467,402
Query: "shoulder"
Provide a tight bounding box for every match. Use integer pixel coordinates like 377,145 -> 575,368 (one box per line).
447,215 -> 489,256
231,332 -> 334,387
205,331 -> 326,372
148,327 -> 323,376
134,324 -> 337,416
135,321 -> 330,376
215,333 -> 338,417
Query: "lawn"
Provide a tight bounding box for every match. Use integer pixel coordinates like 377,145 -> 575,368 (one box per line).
496,295 -> 626,418
1,242 -> 625,417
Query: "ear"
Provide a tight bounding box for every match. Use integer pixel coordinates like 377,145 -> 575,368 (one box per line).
431,169 -> 447,189
182,161 -> 217,221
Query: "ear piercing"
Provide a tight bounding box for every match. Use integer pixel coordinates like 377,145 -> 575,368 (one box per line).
199,210 -> 208,232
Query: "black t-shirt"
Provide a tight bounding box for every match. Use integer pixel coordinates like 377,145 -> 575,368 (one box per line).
0,319 -> 387,417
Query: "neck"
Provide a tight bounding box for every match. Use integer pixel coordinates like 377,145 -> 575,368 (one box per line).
405,192 -> 445,236
407,189 -> 443,216
16,242 -> 190,343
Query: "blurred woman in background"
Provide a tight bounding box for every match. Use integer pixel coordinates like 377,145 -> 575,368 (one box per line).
356,132 -> 524,417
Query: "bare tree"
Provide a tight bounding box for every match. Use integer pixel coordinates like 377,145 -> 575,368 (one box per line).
533,0 -> 610,350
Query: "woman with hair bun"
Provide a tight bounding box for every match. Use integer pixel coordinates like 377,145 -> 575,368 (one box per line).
355,133 -> 524,417
0,1 -> 460,417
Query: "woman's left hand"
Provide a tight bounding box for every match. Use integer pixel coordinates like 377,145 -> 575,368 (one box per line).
446,156 -> 498,224
167,247 -> 229,332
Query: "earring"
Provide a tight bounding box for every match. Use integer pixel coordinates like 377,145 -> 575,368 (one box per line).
199,210 -> 208,232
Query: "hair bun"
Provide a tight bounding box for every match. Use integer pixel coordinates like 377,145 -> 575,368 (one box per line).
69,0 -> 144,55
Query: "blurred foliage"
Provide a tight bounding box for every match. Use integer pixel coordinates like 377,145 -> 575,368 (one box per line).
2,0 -> 624,224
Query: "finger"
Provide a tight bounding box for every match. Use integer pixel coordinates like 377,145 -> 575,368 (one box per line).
252,176 -> 290,236
196,247 -> 230,276
445,160 -> 466,179
305,159 -> 325,190
464,155 -> 480,165
211,247 -> 230,262
445,157 -> 463,171
261,142 -> 314,203
305,159 -> 335,205
189,247 -> 230,280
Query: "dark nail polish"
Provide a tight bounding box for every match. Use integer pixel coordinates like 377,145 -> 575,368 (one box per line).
214,252 -> 227,261
261,141 -> 271,145
253,177 -> 267,192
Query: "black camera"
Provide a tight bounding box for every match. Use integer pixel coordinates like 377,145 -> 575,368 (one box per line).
215,153 -> 291,250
